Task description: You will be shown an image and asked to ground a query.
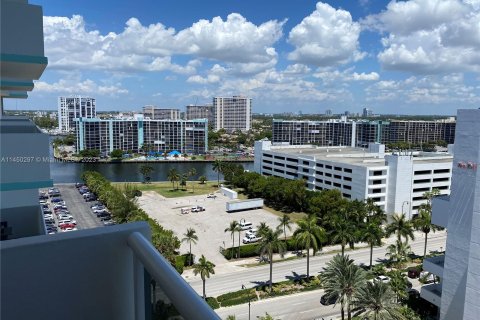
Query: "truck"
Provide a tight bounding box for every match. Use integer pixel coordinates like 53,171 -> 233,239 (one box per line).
226,198 -> 264,213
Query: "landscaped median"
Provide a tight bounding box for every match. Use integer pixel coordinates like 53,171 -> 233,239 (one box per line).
206,276 -> 323,310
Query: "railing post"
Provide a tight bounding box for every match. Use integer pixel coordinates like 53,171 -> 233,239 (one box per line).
133,256 -> 145,320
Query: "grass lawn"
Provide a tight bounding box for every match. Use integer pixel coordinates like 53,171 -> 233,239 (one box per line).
116,181 -> 220,198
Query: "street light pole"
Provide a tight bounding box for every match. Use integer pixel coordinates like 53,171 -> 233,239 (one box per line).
402,201 -> 409,218
241,284 -> 251,320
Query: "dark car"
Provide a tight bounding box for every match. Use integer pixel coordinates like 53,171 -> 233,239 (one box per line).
96,211 -> 110,218
51,198 -> 64,203
320,293 -> 338,306
85,194 -> 97,202
75,182 -> 85,188
408,268 -> 420,279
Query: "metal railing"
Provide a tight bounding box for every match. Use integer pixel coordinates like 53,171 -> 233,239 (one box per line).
127,232 -> 220,320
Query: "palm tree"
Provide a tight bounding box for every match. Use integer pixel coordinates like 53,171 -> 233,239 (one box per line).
330,216 -> 356,256
365,198 -> 387,223
257,221 -> 269,237
362,222 -> 384,269
139,164 -> 154,183
212,159 -> 223,187
385,213 -> 415,244
257,227 -> 286,292
235,223 -> 242,259
193,255 -> 215,299
386,240 -> 411,267
413,206 -> 439,259
199,175 -> 207,184
182,228 -> 198,266
225,221 -> 239,259
277,214 -> 292,243
388,270 -> 409,303
167,168 -> 179,190
293,215 -> 326,278
355,281 -> 406,320
320,254 -> 366,320
188,168 -> 197,193
256,313 -> 279,320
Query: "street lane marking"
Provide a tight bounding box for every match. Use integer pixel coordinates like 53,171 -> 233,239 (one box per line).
293,301 -> 306,306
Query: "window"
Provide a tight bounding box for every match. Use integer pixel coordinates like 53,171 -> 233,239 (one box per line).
372,179 -> 383,185
333,182 -> 341,187
413,187 -> 430,192
414,179 -> 430,184
373,170 -> 384,176
343,176 -> 352,181
274,168 -> 284,174
437,185 -> 449,190
286,158 -> 298,163
342,193 -> 351,198
286,164 -> 297,170
344,168 -> 352,173
414,170 -> 431,175
334,174 -> 341,179
326,165 -> 332,169
303,168 -> 309,173
264,153 -> 272,158
317,163 -> 324,168
325,180 -> 332,185
434,168 -> 450,174
316,171 -> 324,176
413,196 -> 424,201
316,178 -> 323,183
262,166 -> 272,171
334,166 -> 342,171
263,159 -> 272,164
371,197 -> 381,202
325,173 -> 332,177
372,188 -> 382,194
274,156 -> 285,160
343,185 -> 351,190
433,177 -> 449,182
303,160 -> 309,165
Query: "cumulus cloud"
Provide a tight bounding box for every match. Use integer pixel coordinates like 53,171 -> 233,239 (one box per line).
313,68 -> 379,83
34,78 -> 128,96
287,2 -> 364,66
43,13 -> 284,74
364,0 -> 480,73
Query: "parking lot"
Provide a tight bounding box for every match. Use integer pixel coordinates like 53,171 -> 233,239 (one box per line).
137,191 -> 296,265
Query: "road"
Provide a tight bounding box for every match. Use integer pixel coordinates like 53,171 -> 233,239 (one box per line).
215,289 -> 340,320
187,232 -> 446,297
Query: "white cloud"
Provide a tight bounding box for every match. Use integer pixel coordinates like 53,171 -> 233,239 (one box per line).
365,0 -> 480,73
187,74 -> 220,84
43,13 -> 284,74
34,78 -> 128,96
287,2 -> 364,66
313,68 -> 379,83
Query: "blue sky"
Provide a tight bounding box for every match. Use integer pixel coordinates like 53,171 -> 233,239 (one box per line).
6,0 -> 480,115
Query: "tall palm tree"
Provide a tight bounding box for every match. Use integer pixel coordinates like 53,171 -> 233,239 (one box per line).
355,281 -> 406,320
257,227 -> 286,292
193,255 -> 215,299
388,270 -> 409,303
182,228 -> 198,266
386,240 -> 411,267
167,168 -> 179,190
293,215 -> 326,278
330,216 -> 356,256
235,223 -> 242,259
385,213 -> 415,244
362,222 -> 384,269
212,159 -> 223,187
277,214 -> 292,242
365,198 -> 387,223
188,168 -> 197,193
225,221 -> 239,259
413,206 -> 439,259
257,221 -> 269,237
320,254 -> 366,320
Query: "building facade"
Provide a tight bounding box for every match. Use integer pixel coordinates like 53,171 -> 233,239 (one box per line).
58,96 -> 96,132
272,118 -> 456,147
186,104 -> 213,122
420,109 -> 480,320
212,96 -> 252,132
74,117 -> 208,155
142,106 -> 180,120
254,140 -> 452,217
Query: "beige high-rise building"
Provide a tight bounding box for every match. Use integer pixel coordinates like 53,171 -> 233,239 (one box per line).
212,96 -> 252,132
186,104 -> 213,123
143,106 -> 180,120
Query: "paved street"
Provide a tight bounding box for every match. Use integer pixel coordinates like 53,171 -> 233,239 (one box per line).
186,232 -> 446,297
55,183 -> 103,230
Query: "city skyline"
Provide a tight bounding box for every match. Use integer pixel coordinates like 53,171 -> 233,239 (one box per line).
4,0 -> 480,115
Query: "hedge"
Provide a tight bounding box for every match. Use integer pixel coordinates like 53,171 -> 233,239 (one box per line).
206,297 -> 220,309
217,288 -> 256,307
221,238 -> 314,260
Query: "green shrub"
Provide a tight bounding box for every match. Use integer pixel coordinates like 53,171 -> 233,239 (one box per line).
206,297 -> 220,309
222,244 -> 258,260
175,256 -> 184,274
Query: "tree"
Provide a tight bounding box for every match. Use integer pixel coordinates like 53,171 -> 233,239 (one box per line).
385,213 -> 415,244
199,175 -> 207,184
388,270 -> 409,303
293,215 -> 326,278
225,221 -> 239,259
257,227 -> 286,292
193,255 -> 215,299
413,207 -> 439,259
277,214 -> 292,243
182,228 -> 198,266
180,173 -> 188,189
329,213 -> 356,256
167,168 -> 179,190
139,164 -> 154,183
110,149 -> 123,159
320,254 -> 366,320
212,159 -> 224,187
355,281 -> 406,320
362,222 -> 384,269
256,313 -> 279,320
188,168 -> 197,193
386,240 -> 411,267
235,223 -> 242,259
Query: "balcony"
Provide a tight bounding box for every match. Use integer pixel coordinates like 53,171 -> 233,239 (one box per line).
423,255 -> 445,278
432,195 -> 450,228
420,283 -> 442,307
1,222 -> 219,320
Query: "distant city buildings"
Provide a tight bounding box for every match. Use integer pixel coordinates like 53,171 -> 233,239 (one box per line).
325,109 -> 333,116
254,140 -> 452,217
142,106 -> 180,120
74,116 -> 207,155
58,96 -> 96,132
212,96 -> 252,132
362,107 -> 373,117
186,104 -> 213,122
272,118 -> 456,147
420,109 -> 480,319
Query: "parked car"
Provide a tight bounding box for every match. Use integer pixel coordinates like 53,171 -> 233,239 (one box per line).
75,182 -> 85,188
246,228 -> 258,236
62,227 -> 77,232
58,219 -> 77,226
207,193 -> 217,199
85,194 -> 97,202
79,187 -> 89,195
57,214 -> 74,220
100,215 -> 112,221
39,193 -> 49,200
242,234 -> 262,244
59,223 -> 76,229
51,198 -> 64,203
191,206 -> 205,212
370,275 -> 391,284
103,220 -> 116,226
93,207 -> 106,214
408,268 -> 420,279
39,200 -> 47,205
96,211 -> 110,218
320,293 -> 338,305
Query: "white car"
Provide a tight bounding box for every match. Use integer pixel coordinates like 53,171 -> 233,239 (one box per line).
207,193 -> 217,198
93,207 -> 107,214
62,227 -> 77,232
246,228 -> 258,236
370,275 -> 391,284
242,234 -> 262,244
58,219 -> 77,225
43,214 -> 54,220
57,214 -> 74,220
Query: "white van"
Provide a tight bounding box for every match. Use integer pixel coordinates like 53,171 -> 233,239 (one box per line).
239,221 -> 253,230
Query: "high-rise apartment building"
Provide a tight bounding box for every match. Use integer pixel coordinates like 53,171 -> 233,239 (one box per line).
74,117 -> 207,155
186,104 -> 213,122
325,109 -> 333,116
142,106 -> 180,120
212,96 -> 252,132
362,107 -> 372,117
58,96 -> 96,132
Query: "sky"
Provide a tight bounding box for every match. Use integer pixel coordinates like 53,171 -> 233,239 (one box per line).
6,0 -> 480,115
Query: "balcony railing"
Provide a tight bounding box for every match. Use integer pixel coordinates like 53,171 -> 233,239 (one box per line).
420,283 -> 442,307
127,232 -> 220,320
423,255 -> 445,278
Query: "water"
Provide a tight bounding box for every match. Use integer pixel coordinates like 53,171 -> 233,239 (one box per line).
49,137 -> 254,183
